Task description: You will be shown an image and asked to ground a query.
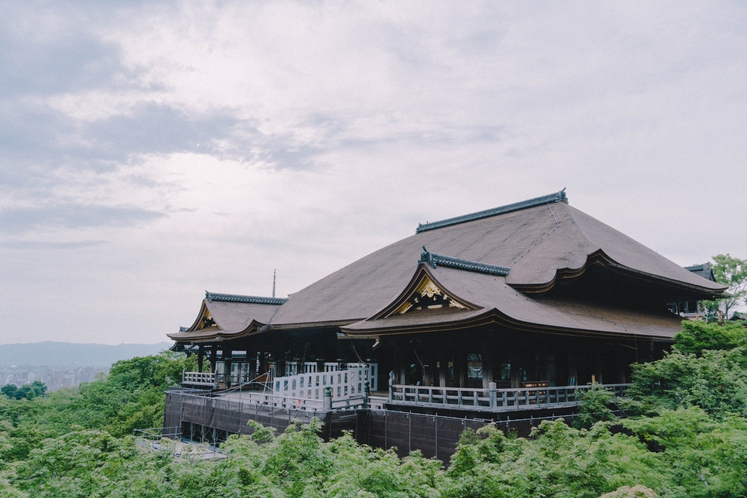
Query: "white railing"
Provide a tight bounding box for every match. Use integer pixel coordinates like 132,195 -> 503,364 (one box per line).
273,367 -> 366,401
182,371 -> 216,386
283,362 -> 378,391
217,391 -> 367,412
183,363 -> 378,393
389,383 -> 630,412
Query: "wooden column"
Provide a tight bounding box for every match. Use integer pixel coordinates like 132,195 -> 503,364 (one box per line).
197,344 -> 204,372
593,342 -> 603,384
224,348 -> 233,387
457,344 -> 466,388
481,342 -> 493,390
209,346 -> 217,373
396,340 -> 407,385
438,348 -> 447,387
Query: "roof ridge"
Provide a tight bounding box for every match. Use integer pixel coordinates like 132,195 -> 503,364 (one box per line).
685,263 -> 710,271
419,247 -> 510,276
416,189 -> 568,233
205,291 -> 288,305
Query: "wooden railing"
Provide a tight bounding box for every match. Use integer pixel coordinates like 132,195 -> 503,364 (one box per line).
272,366 -> 372,401
217,391 -> 367,412
182,371 -> 216,386
283,362 -> 378,391
183,363 -> 378,392
388,383 -> 630,412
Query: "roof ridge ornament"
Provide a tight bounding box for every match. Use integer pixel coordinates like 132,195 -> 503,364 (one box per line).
419,247 -> 510,276
416,188 -> 568,233
205,291 -> 288,305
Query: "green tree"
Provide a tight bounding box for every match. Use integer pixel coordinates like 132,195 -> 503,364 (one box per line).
627,347 -> 747,418
703,254 -> 747,321
673,320 -> 747,356
2,382 -> 48,401
1,385 -> 18,400
574,385 -> 618,429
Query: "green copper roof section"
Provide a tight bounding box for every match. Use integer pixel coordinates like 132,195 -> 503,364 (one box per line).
205,291 -> 288,305
416,189 -> 568,233
419,247 -> 510,276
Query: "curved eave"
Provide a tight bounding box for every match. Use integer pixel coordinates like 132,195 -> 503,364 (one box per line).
342,306 -> 679,341
509,249 -> 727,298
167,319 -> 266,344
263,319 -> 361,331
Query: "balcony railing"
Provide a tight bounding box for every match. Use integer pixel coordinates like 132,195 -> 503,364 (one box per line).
182,362 -> 378,392
182,371 -> 216,386
388,383 -> 630,413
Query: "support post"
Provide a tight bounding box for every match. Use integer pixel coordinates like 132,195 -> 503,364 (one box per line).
323,386 -> 332,410
489,382 -> 497,408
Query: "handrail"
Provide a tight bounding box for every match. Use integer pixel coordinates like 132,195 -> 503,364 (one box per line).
388,383 -> 630,412
182,371 -> 216,385
175,389 -> 366,413
272,367 -> 367,401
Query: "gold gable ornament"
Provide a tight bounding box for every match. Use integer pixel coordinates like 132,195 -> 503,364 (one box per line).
396,277 -> 467,314
198,309 -> 216,329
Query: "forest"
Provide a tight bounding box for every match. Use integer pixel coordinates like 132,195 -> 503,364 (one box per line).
1,320 -> 747,497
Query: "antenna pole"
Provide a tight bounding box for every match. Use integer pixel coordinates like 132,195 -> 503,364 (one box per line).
272,269 -> 276,298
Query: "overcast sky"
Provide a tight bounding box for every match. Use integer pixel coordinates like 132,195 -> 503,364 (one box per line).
1,1 -> 745,345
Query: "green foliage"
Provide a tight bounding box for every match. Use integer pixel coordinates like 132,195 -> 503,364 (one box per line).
574,385 -> 618,429
600,485 -> 659,497
443,419 -> 667,498
673,320 -> 747,355
627,347 -> 747,418
703,253 -> 747,321
8,339 -> 747,496
1,381 -> 47,400
622,408 -> 747,497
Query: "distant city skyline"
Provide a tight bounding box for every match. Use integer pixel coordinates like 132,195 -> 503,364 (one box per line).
1,1 -> 745,345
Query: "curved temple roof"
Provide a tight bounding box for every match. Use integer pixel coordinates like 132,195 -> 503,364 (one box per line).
169,191 -> 726,344
341,264 -> 686,339
167,292 -> 283,343
270,190 -> 725,330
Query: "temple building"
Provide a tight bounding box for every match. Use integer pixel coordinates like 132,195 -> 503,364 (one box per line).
168,190 -> 725,399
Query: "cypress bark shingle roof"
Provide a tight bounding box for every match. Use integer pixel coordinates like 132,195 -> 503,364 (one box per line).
269,191 -> 724,330
167,292 -> 283,343
169,190 -> 726,343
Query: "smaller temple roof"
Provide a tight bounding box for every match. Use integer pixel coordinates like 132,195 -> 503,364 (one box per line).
685,263 -> 716,282
342,263 -> 684,339
167,291 -> 283,343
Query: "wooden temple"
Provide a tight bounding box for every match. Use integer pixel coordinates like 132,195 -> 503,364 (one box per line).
168,190 -> 725,412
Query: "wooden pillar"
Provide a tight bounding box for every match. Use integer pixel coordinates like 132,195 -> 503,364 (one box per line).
438,348 -> 447,387
422,346 -> 432,386
396,340 -> 407,385
457,345 -> 466,388
481,342 -> 493,390
209,346 -> 217,373
596,342 -> 604,384
197,344 -> 204,372
224,348 -> 233,387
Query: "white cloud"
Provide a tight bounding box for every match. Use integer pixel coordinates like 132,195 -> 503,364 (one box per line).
1,0 -> 746,343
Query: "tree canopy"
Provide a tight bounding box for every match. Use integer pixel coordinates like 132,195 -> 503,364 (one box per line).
704,254 -> 747,321
4,326 -> 747,496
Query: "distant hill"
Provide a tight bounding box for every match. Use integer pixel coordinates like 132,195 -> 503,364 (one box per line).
0,342 -> 173,367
